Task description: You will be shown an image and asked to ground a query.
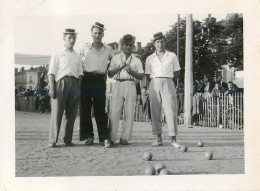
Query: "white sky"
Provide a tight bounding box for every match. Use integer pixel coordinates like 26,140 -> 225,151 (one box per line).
15,14 -> 227,56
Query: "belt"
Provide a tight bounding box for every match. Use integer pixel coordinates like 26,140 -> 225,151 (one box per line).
63,75 -> 78,80
84,71 -> 106,76
116,79 -> 134,82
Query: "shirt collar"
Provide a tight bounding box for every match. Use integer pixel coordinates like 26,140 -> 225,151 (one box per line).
63,47 -> 76,53
153,50 -> 169,62
121,52 -> 132,62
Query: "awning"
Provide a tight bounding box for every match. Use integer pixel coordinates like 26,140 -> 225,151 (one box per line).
15,53 -> 51,66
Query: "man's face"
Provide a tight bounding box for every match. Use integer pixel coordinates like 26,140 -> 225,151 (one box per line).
91,27 -> 104,43
64,34 -> 76,49
203,76 -> 209,83
216,76 -> 222,83
154,38 -> 166,52
122,42 -> 134,55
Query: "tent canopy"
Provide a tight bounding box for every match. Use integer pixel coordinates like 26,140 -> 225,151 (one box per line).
15,53 -> 51,66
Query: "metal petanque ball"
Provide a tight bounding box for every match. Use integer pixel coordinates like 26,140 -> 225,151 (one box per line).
197,141 -> 204,147
145,165 -> 156,175
180,145 -> 188,152
159,169 -> 169,175
204,151 -> 213,160
143,152 -> 153,161
154,163 -> 166,173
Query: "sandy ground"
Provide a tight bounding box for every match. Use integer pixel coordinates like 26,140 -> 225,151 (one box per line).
15,111 -> 244,177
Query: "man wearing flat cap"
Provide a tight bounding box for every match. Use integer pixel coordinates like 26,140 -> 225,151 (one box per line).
79,22 -> 114,148
47,29 -> 83,148
108,34 -> 144,145
145,32 -> 181,148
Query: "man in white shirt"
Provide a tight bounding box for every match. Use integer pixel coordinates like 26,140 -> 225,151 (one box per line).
79,22 -> 113,148
47,29 -> 83,148
108,34 -> 144,145
145,32 -> 181,148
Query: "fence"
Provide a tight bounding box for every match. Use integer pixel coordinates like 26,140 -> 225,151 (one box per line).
15,91 -> 243,130
198,92 -> 243,130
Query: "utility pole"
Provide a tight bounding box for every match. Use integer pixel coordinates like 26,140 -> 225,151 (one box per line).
176,14 -> 180,88
184,14 -> 193,127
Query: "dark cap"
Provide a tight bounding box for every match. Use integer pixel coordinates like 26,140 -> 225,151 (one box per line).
153,32 -> 165,42
62,29 -> 78,35
92,22 -> 106,30
122,34 -> 136,44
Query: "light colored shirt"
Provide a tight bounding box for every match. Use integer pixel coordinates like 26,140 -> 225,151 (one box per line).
79,43 -> 114,74
48,49 -> 83,82
145,50 -> 180,78
109,53 -> 144,80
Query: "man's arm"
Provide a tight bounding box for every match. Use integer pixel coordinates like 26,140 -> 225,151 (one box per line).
126,67 -> 144,80
146,74 -> 151,82
108,65 -> 124,78
48,74 -> 56,99
173,70 -> 180,86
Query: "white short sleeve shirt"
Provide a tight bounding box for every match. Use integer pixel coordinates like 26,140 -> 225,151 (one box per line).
48,49 -> 84,82
145,50 -> 180,78
79,43 -> 114,74
109,53 -> 144,80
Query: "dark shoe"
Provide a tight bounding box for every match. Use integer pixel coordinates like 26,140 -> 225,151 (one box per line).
119,139 -> 129,145
63,142 -> 74,146
85,138 -> 94,145
48,143 -> 56,148
104,139 -> 112,148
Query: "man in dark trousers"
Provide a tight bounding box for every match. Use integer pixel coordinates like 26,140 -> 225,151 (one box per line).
47,29 -> 83,148
79,22 -> 114,148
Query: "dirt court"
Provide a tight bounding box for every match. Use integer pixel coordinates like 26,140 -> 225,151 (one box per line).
15,111 -> 244,177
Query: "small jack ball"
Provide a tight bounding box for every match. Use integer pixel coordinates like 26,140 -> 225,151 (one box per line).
143,152 -> 153,161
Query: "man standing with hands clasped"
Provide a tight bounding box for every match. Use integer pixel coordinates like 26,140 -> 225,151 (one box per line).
79,22 -> 114,148
47,29 -> 83,148
145,32 -> 181,148
108,34 -> 144,145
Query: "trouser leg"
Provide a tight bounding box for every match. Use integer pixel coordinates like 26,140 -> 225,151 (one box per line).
80,81 -> 94,141
161,79 -> 178,136
48,79 -> 67,144
109,83 -> 124,142
121,82 -> 136,141
149,79 -> 162,135
62,79 -> 80,143
93,93 -> 109,142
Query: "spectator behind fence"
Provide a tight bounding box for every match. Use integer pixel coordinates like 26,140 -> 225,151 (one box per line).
192,80 -> 204,126
203,74 -> 214,98
142,86 -> 152,123
216,74 -> 228,92
176,80 -> 184,115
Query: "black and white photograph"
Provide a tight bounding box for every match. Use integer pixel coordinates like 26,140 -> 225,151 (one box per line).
1,0 -> 260,190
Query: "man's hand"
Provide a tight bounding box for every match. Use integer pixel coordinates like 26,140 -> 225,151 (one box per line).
49,87 -> 56,99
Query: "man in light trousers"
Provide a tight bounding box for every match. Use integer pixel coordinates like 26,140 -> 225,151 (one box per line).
145,32 -> 181,148
48,29 -> 83,148
108,34 -> 144,145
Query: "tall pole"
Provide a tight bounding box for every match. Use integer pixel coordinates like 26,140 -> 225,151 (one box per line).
177,14 -> 180,61
184,14 -> 193,127
176,14 -> 180,87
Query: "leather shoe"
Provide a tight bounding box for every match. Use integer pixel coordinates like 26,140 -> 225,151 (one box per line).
119,139 -> 128,145
151,141 -> 163,147
63,142 -> 74,146
85,138 -> 94,145
104,139 -> 112,148
48,143 -> 56,148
